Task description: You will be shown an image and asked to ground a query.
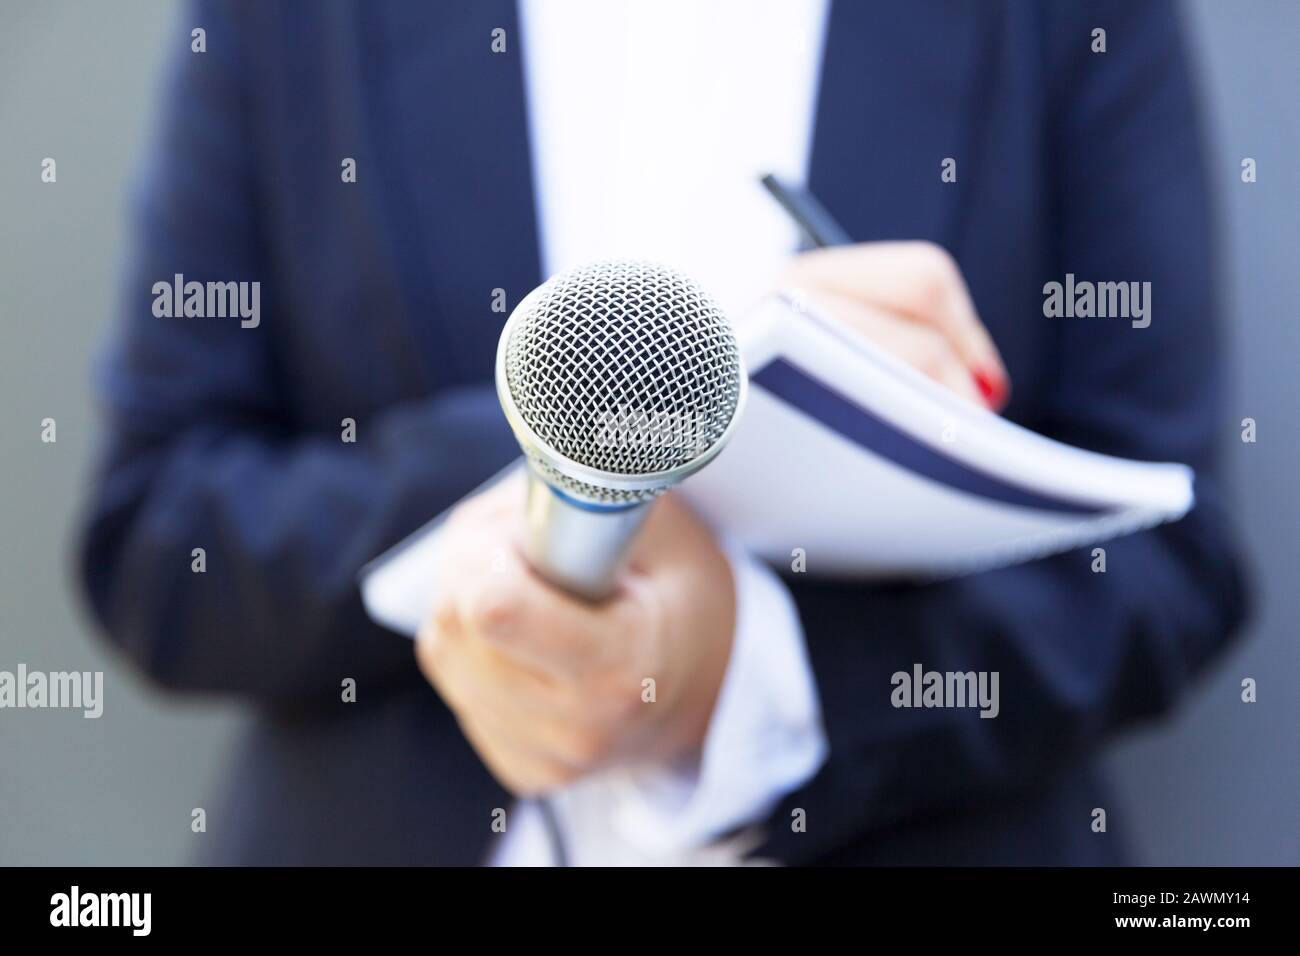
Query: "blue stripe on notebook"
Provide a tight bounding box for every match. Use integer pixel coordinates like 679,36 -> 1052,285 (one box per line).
751,359 -> 1108,517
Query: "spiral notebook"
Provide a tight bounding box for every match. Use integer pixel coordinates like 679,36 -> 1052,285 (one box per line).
360,291 -> 1193,637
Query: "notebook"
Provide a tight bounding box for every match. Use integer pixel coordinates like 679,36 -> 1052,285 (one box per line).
361,291 -> 1193,637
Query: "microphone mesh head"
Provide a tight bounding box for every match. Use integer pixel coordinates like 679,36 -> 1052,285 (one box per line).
502,260 -> 742,501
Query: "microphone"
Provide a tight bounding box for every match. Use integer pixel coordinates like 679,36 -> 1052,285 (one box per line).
495,260 -> 747,600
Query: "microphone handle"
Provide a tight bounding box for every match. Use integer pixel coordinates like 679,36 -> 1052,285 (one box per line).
521,467 -> 652,601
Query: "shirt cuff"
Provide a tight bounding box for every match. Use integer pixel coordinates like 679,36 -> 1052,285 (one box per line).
606,539 -> 828,856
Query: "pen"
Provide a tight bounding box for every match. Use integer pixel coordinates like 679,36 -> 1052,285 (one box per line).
761,174 -> 1009,409
759,172 -> 853,248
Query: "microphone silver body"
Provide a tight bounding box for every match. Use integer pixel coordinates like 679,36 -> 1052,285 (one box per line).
520,473 -> 652,600
496,261 -> 746,601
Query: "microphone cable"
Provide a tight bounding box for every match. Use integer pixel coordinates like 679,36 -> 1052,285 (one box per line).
538,797 -> 571,867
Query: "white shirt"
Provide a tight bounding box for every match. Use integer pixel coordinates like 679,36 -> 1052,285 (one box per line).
492,0 -> 831,866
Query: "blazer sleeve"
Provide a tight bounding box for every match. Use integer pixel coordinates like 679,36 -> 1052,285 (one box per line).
754,0 -> 1250,863
76,3 -> 518,709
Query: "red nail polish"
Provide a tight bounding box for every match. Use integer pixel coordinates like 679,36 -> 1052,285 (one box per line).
972,368 -> 1008,409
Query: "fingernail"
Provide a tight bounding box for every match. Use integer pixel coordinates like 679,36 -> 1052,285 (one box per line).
972,367 -> 1009,410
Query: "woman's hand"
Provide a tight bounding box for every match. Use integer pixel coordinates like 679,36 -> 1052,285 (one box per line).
415,473 -> 735,797
781,241 -> 1010,409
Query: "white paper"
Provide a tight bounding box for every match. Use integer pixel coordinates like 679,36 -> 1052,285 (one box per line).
361,292 -> 1193,637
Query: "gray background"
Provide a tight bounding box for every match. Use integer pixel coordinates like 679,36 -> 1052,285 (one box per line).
0,1 -> 1295,865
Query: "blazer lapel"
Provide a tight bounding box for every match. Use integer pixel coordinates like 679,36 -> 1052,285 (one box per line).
368,0 -> 541,387
809,0 -> 993,248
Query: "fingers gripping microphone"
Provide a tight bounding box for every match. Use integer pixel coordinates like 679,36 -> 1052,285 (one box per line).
495,260 -> 746,601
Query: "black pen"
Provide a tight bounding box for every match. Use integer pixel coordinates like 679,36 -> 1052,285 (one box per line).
760,173 -> 853,248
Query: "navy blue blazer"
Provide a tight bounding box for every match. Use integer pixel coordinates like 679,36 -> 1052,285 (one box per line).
79,0 -> 1247,865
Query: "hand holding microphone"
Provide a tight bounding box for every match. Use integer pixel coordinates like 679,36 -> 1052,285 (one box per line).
415,262 -> 744,795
